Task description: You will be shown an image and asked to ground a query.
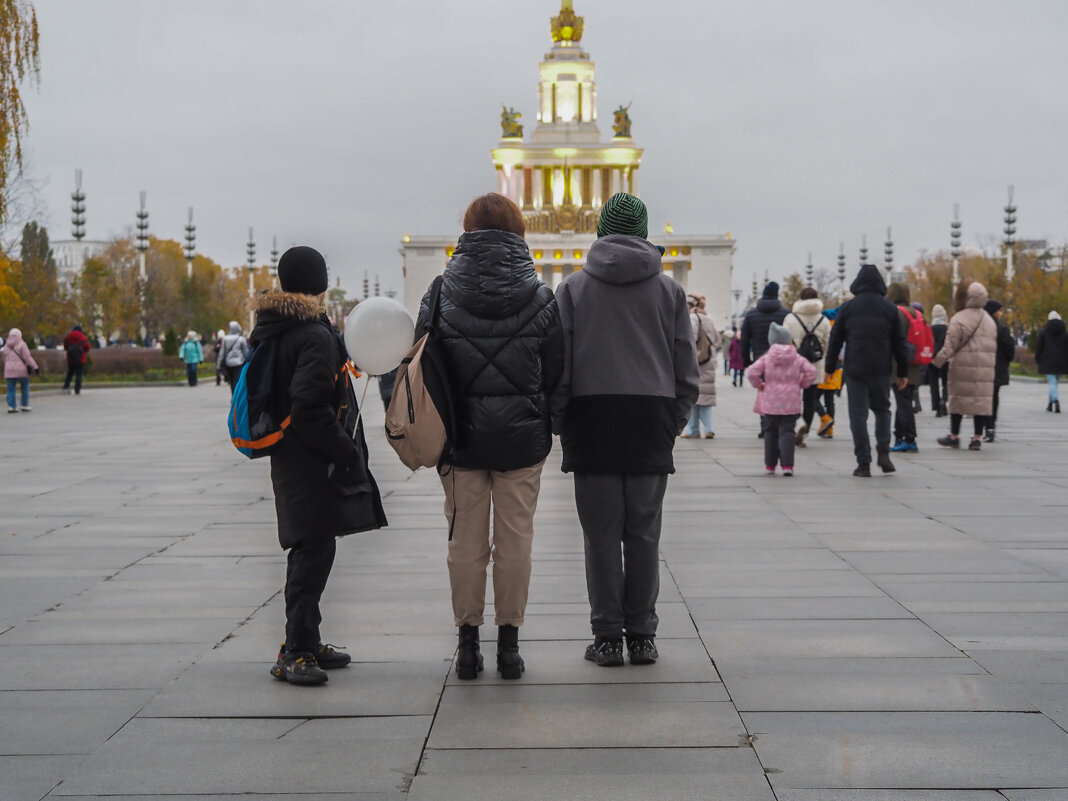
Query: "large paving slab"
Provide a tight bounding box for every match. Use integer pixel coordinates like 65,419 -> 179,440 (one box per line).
0,377 -> 1065,798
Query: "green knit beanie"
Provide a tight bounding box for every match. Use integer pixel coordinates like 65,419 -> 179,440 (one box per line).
597,192 -> 648,239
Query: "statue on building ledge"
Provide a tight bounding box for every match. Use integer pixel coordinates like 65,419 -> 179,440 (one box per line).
500,106 -> 523,138
612,102 -> 633,138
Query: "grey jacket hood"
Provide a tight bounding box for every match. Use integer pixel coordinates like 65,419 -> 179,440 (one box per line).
584,235 -> 662,285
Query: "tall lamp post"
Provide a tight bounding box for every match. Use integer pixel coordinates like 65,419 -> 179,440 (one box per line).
270,236 -> 279,286
184,208 -> 196,279
247,228 -> 257,332
859,234 -> 868,266
135,191 -> 149,343
950,204 -> 962,295
1004,185 -> 1016,282
71,169 -> 86,241
805,253 -> 814,286
884,226 -> 894,282
837,242 -> 846,300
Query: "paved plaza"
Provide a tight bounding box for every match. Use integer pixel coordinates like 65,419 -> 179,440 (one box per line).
1,375 -> 1067,800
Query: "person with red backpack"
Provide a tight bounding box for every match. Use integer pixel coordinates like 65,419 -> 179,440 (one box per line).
887,283 -> 932,453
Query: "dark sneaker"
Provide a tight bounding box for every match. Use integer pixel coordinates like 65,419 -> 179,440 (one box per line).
853,463 -> 871,477
315,643 -> 351,670
584,638 -> 624,667
982,428 -> 995,443
876,452 -> 896,473
937,435 -> 960,449
904,442 -> 919,452
968,438 -> 982,451
626,636 -> 658,665
270,649 -> 328,685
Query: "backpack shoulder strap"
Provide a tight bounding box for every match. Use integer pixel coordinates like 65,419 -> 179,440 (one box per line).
792,312 -> 813,336
425,275 -> 445,333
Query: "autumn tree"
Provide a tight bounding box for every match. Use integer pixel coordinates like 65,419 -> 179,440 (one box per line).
0,0 -> 40,227
16,221 -> 74,341
0,249 -> 25,327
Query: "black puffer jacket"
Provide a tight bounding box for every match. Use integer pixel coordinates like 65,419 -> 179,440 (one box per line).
416,230 -> 563,472
250,290 -> 387,549
826,265 -> 909,379
740,298 -> 788,367
993,316 -> 1015,387
1036,318 -> 1068,376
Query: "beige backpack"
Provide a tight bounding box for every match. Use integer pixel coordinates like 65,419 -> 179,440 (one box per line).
384,276 -> 455,471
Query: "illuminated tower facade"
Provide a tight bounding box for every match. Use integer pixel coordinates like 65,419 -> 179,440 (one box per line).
402,1 -> 736,329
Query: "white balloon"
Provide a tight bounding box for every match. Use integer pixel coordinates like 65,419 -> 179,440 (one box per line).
344,297 -> 415,375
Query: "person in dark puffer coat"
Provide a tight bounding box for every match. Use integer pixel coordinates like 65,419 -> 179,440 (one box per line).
740,281 -> 788,438
1035,311 -> 1068,413
416,193 -> 563,682
983,298 -> 1017,440
250,246 -> 387,686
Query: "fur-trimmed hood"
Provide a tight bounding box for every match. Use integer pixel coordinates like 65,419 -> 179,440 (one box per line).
249,289 -> 330,346
252,289 -> 323,321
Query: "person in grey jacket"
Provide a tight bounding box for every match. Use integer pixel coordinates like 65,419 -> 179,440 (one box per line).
217,320 -> 250,395
551,192 -> 699,668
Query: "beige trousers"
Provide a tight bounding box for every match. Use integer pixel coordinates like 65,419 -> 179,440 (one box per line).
440,460 -> 545,627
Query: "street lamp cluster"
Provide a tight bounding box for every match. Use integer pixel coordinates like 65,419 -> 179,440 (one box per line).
775,185 -> 1021,308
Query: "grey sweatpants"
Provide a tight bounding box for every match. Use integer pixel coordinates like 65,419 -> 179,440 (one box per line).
574,473 -> 668,639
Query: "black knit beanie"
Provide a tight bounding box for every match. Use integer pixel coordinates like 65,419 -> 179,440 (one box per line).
762,281 -> 780,300
984,299 -> 1002,315
278,246 -> 328,296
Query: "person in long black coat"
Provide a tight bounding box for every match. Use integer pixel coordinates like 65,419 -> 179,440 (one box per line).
983,299 -> 1016,440
250,246 -> 387,686
739,281 -> 788,437
1035,311 -> 1068,413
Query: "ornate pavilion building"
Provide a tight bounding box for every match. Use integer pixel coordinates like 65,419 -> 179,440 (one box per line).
401,1 -> 736,329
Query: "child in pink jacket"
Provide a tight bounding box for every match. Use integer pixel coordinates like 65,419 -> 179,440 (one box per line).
748,322 -> 816,475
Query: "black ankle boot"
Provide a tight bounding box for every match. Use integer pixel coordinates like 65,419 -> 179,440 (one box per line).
1056,400 -> 1062,414
456,624 -> 483,680
496,624 -> 525,680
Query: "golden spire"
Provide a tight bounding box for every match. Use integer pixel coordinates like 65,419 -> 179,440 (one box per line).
550,0 -> 583,43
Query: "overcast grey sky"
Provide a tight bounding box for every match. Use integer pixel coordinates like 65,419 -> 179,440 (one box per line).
19,0 -> 1068,302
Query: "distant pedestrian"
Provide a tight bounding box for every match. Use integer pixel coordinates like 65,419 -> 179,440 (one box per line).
2,328 -> 39,413
814,307 -> 842,438
552,192 -> 698,668
932,279 -> 998,451
1035,311 -> 1067,414
983,299 -> 1016,442
217,321 -> 250,395
377,367 -> 398,412
783,287 -> 830,447
928,303 -> 949,416
681,293 -> 722,439
740,281 -> 788,437
887,282 -> 924,453
728,333 -> 745,386
251,245 -> 387,686
62,324 -> 92,395
178,331 -> 203,386
214,328 -> 226,385
824,265 -> 909,477
748,322 -> 816,476
910,302 -> 926,413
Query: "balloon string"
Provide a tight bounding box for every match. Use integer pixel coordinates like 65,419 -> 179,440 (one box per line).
352,371 -> 370,441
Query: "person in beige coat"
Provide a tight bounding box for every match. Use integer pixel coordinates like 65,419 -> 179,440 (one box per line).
783,288 -> 831,446
682,294 -> 723,438
931,279 -> 997,451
